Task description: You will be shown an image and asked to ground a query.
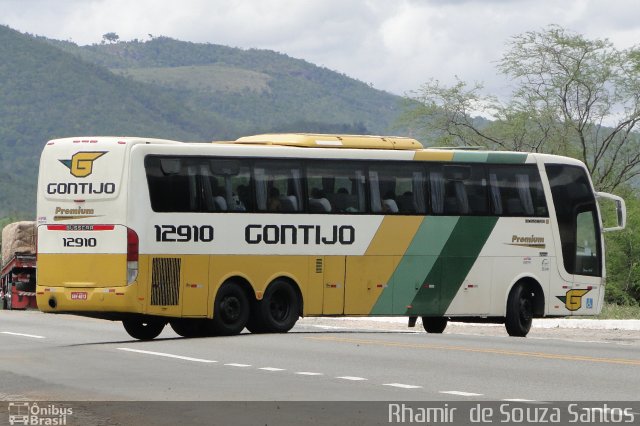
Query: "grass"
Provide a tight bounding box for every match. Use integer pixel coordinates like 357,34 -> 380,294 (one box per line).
595,303 -> 640,319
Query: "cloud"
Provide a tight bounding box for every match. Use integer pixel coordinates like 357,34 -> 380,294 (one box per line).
1,0 -> 639,96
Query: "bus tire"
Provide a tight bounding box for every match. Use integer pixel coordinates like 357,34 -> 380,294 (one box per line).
170,319 -> 208,338
422,317 -> 448,333
123,318 -> 165,340
208,281 -> 249,336
254,279 -> 299,333
505,283 -> 533,337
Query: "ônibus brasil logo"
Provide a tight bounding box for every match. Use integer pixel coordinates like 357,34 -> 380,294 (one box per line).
59,152 -> 107,178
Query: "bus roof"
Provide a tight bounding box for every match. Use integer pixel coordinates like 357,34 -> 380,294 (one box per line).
45,136 -> 182,146
232,133 -> 424,150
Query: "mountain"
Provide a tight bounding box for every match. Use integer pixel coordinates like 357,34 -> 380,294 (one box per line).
47,36 -> 401,135
0,26 -> 405,217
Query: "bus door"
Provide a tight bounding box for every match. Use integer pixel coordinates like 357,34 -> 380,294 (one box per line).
545,165 -> 603,316
569,205 -> 602,315
322,256 -> 345,314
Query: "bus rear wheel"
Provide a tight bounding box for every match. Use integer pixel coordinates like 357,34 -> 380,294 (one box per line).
422,317 -> 448,333
207,281 -> 249,336
248,279 -> 299,333
505,283 -> 533,337
123,318 -> 165,340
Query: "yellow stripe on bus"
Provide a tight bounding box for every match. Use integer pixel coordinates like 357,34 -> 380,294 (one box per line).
413,150 -> 455,161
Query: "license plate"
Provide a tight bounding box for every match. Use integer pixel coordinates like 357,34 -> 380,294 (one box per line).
71,292 -> 88,300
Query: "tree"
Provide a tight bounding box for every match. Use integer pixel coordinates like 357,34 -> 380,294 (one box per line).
401,25 -> 640,192
102,32 -> 120,44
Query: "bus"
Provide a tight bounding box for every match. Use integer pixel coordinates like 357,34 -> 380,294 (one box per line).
35,134 -> 626,339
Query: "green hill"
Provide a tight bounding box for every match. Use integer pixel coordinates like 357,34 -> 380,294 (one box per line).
0,27 -> 405,217
49,36 -> 402,134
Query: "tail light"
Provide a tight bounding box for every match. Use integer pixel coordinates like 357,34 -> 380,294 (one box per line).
127,228 -> 139,284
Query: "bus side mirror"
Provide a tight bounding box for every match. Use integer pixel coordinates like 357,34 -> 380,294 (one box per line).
596,192 -> 626,232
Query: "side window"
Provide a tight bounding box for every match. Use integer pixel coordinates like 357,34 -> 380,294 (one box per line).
208,159 -> 252,212
145,156 -> 192,212
429,165 -> 489,215
307,162 -> 365,213
369,164 -> 426,215
488,166 -> 548,217
145,156 -> 252,213
254,161 -> 303,213
546,164 -> 600,276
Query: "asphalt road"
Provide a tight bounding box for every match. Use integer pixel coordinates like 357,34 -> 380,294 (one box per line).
1,311 -> 639,424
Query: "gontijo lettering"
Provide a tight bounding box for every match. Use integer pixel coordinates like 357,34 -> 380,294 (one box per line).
245,224 -> 355,245
46,182 -> 116,195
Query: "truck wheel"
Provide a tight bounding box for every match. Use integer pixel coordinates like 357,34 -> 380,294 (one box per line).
422,317 -> 448,333
123,318 -> 165,340
505,283 -> 533,337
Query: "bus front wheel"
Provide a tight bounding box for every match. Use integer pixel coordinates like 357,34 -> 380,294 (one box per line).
123,318 -> 165,340
422,317 -> 448,333
248,279 -> 299,333
505,283 -> 533,337
208,282 -> 249,336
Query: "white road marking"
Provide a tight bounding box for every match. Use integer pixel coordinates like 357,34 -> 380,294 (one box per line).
383,383 -> 422,389
116,348 -> 217,363
336,376 -> 368,381
502,399 -> 536,402
295,372 -> 324,376
259,367 -> 286,371
440,391 -> 483,397
224,363 -> 251,367
1,331 -> 45,339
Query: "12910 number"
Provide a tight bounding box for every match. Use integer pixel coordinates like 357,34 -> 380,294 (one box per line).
154,225 -> 214,242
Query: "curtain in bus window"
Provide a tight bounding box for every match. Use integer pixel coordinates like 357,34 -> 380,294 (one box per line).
369,170 -> 382,213
453,181 -> 470,214
223,175 -> 233,210
290,169 -> 303,211
516,174 -> 534,216
187,165 -> 199,211
412,171 -> 426,213
489,173 -> 503,214
199,164 -> 215,212
430,171 -> 445,214
254,168 -> 267,211
356,170 -> 366,212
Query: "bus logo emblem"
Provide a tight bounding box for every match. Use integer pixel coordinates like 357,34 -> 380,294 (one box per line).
60,151 -> 107,178
556,289 -> 591,311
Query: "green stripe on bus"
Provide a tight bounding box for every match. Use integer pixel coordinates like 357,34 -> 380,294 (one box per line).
452,152 -> 489,162
486,152 -> 528,164
406,216 -> 498,316
370,216 -> 459,315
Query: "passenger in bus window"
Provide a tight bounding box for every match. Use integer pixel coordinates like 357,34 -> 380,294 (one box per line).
235,184 -> 249,211
382,190 -> 399,213
268,187 -> 281,211
309,188 -> 332,212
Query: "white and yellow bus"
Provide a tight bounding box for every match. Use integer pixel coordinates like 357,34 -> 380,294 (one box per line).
36,134 -> 626,339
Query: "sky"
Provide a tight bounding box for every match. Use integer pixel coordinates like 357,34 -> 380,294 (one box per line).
1,0 -> 640,97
